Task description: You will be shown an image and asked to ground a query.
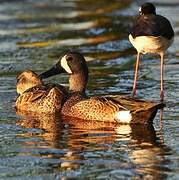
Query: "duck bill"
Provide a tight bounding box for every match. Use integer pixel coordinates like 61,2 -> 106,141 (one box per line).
39,64 -> 66,79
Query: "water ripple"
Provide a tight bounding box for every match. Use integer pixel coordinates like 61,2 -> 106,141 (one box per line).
0,0 -> 179,179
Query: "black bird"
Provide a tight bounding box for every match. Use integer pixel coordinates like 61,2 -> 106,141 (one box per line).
129,2 -> 174,101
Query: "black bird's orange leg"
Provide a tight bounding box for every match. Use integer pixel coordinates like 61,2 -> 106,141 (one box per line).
132,52 -> 140,97
160,52 -> 164,102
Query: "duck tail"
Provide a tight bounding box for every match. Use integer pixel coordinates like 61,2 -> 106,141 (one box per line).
131,102 -> 165,124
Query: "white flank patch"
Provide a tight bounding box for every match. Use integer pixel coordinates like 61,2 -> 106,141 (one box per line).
115,111 -> 132,123
61,55 -> 72,74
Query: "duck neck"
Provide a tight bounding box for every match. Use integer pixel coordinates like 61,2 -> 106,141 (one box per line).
69,71 -> 88,94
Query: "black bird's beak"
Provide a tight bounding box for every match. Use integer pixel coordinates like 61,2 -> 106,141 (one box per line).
39,63 -> 66,79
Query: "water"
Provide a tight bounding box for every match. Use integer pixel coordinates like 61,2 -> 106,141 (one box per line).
0,0 -> 179,179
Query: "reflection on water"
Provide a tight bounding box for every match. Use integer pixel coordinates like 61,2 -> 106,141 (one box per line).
0,0 -> 179,179
15,111 -> 171,179
18,33 -> 119,48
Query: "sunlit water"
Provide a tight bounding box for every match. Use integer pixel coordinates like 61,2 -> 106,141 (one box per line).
0,0 -> 179,179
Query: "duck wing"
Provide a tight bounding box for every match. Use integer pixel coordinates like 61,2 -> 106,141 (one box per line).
104,95 -> 165,110
104,95 -> 165,124
23,85 -> 48,102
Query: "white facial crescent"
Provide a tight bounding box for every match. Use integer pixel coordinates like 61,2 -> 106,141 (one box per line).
139,7 -> 142,14
61,55 -> 72,74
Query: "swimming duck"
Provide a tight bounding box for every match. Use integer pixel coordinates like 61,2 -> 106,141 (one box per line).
16,70 -> 68,113
129,2 -> 174,101
39,52 -> 164,124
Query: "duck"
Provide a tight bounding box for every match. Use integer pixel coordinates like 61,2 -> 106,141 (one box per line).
16,70 -> 68,113
39,52 -> 164,124
129,2 -> 174,101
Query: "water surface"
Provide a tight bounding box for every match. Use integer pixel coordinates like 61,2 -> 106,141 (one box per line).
0,0 -> 179,179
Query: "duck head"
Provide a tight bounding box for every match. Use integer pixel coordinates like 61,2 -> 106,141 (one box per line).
17,70 -> 43,94
139,2 -> 156,15
39,52 -> 89,93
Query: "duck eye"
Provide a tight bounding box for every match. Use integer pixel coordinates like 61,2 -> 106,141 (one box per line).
17,78 -> 20,83
66,56 -> 73,61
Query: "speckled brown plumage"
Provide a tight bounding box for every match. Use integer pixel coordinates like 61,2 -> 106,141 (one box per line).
16,70 -> 68,114
61,93 -> 164,123
62,96 -> 129,122
39,52 -> 165,124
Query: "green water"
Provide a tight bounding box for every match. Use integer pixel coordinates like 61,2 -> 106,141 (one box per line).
0,0 -> 179,179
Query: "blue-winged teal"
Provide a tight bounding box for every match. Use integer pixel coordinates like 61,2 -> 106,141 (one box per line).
39,52 -> 164,124
16,70 -> 68,113
129,2 -> 174,101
